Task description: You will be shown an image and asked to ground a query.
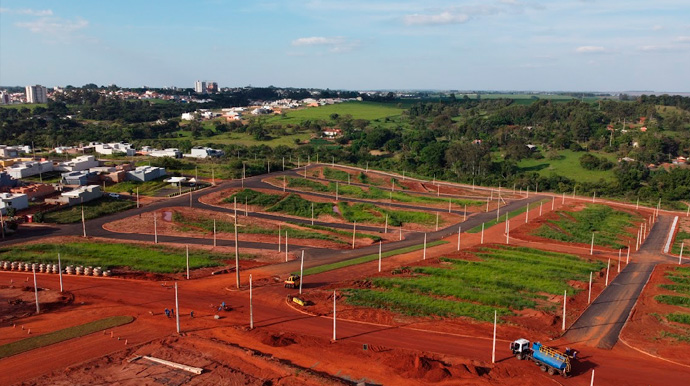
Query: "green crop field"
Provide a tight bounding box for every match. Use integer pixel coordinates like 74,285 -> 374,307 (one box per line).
532,204 -> 639,249
265,101 -> 405,125
42,198 -> 135,224
517,150 -> 617,183
0,316 -> 133,359
0,242 -> 245,273
655,266 -> 690,340
345,245 -> 603,322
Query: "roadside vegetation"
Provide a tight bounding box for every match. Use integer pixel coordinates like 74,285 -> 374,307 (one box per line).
0,316 -> 134,359
532,204 -> 640,249
466,199 -> 550,233
672,230 -> 690,255
345,245 -> 603,322
0,242 -> 242,273
42,198 -> 135,224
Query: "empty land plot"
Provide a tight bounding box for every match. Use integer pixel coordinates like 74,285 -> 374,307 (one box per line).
344,245 -> 603,322
654,267 -> 690,342
265,101 -> 405,125
0,242 -> 243,273
531,204 -> 640,249
284,177 -> 482,206
43,198 -> 136,224
517,150 -> 616,183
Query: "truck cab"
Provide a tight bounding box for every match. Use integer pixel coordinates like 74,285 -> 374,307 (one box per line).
284,275 -> 301,289
510,338 -> 531,359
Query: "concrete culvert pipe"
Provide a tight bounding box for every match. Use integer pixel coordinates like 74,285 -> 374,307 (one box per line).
39,264 -> 45,273
75,266 -> 83,275
84,267 -> 93,276
103,270 -> 112,277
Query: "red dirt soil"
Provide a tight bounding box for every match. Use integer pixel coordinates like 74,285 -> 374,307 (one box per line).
620,263 -> 690,366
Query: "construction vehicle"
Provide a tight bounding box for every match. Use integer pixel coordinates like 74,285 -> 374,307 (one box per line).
510,338 -> 572,377
284,275 -> 301,289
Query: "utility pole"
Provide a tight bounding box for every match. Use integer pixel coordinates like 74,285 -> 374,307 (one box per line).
352,221 -> 356,249
481,223 -> 484,244
81,205 -> 86,237
213,219 -> 217,247
285,231 -> 288,262
492,310 -> 497,364
154,212 -> 158,244
299,250 -> 304,295
234,225 -> 240,289
33,266 -> 40,314
136,187 -> 139,208
457,226 -> 461,251
562,290 -> 567,331
378,241 -> 382,272
590,233 -> 594,255
423,233 -> 427,260
248,274 -> 254,331
57,253 -> 63,292
175,282 -> 180,333
605,258 -> 610,286
186,245 -> 190,280
332,290 -> 337,341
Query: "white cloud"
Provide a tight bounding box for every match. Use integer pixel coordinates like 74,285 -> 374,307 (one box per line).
15,17 -> 88,35
675,36 -> 690,43
0,8 -> 53,16
651,25 -> 664,31
403,12 -> 470,26
637,45 -> 676,53
575,46 -> 606,53
291,36 -> 359,53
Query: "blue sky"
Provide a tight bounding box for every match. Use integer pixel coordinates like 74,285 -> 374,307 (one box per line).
1,0 -> 689,91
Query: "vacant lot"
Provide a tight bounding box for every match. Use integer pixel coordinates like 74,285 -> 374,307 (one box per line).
0,242 -> 239,273
266,101 -> 405,125
43,198 -> 135,224
345,245 -> 603,322
653,266 -> 690,343
517,150 -> 616,183
532,204 -> 640,249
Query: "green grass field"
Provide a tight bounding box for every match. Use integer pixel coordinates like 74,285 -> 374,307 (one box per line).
0,316 -> 133,359
299,241 -> 448,276
672,230 -> 689,255
43,198 -> 135,224
107,178 -> 170,196
265,101 -> 405,125
195,131 -> 312,147
345,245 -> 603,322
655,266 -> 690,340
0,242 -> 243,273
532,204 -> 639,249
517,150 -> 617,183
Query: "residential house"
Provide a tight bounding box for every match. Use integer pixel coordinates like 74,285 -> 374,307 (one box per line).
149,148 -> 182,158
54,155 -> 99,172
185,146 -> 224,158
0,145 -> 21,158
45,185 -> 102,206
126,166 -> 166,182
61,171 -> 99,186
93,142 -> 135,156
5,161 -> 53,179
0,192 -> 29,214
10,184 -> 56,200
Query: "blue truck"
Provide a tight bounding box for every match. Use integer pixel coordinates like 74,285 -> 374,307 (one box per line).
510,338 -> 572,377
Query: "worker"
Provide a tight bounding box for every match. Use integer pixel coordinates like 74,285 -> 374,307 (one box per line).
190,311 -> 194,318
164,308 -> 170,318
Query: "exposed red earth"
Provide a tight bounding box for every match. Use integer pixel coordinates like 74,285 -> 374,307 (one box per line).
1,165 -> 689,385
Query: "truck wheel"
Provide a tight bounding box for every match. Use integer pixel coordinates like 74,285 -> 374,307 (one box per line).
547,367 -> 555,376
540,365 -> 547,372
516,353 -> 523,360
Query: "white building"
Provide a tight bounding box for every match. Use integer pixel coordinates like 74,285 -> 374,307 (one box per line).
127,166 -> 166,182
194,80 -> 207,94
185,146 -> 225,158
181,112 -> 196,121
93,142 -> 135,156
54,155 -> 99,172
5,161 -> 53,179
0,145 -> 23,158
46,185 -> 102,206
0,193 -> 29,215
0,91 -> 10,105
25,85 -> 48,104
149,148 -> 182,158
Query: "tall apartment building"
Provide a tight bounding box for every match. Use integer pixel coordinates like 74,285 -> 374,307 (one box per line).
0,91 -> 9,105
25,85 -> 48,103
207,82 -> 218,93
194,80 -> 207,94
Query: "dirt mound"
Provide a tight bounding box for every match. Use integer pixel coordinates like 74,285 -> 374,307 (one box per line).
0,286 -> 74,322
261,333 -> 296,347
383,354 -> 487,382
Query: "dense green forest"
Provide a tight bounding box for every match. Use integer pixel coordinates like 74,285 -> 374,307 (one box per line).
1,87 -> 689,206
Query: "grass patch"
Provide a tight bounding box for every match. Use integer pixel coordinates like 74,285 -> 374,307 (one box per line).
322,167 -> 352,182
0,242 -> 239,273
659,331 -> 690,342
267,193 -> 334,218
43,198 -> 135,224
265,101 -> 405,125
517,149 -> 616,183
0,316 -> 134,359
667,312 -> 690,325
466,199 -> 549,233
532,204 -> 639,249
672,231 -> 690,255
225,189 -> 283,207
293,222 -> 382,242
655,295 -> 690,308
344,245 -> 603,321
299,241 -> 448,276
107,178 -> 170,196
171,212 -> 344,244
338,202 -> 436,226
